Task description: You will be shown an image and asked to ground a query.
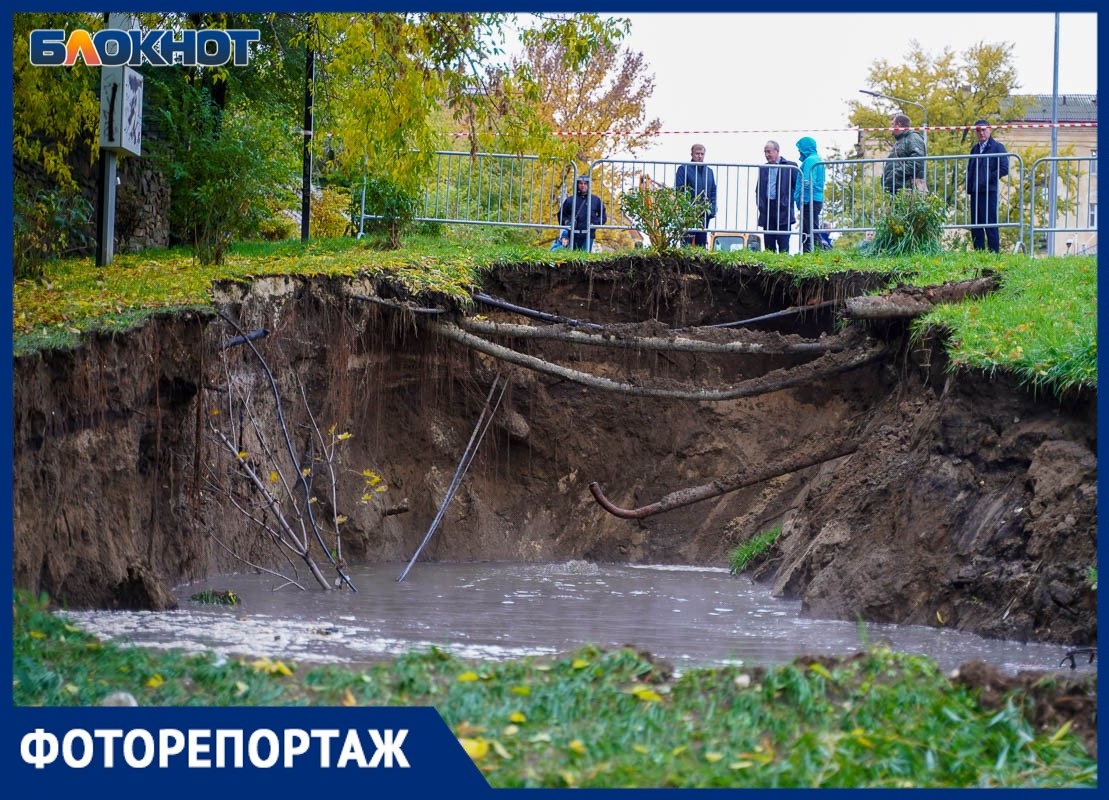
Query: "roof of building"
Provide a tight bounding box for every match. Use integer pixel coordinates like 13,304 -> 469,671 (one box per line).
1003,93 -> 1098,122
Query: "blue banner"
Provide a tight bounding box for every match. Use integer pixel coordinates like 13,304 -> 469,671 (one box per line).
8,706 -> 488,794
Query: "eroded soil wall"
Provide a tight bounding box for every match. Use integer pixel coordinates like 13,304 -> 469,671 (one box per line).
11,262 -> 1096,647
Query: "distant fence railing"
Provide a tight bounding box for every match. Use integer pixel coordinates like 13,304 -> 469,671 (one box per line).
1029,156 -> 1099,256
358,150 -> 1096,257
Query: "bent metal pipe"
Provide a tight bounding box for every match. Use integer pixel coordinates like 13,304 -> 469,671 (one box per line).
589,441 -> 858,520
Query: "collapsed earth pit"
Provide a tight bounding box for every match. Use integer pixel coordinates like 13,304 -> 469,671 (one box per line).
11,259 -> 1096,656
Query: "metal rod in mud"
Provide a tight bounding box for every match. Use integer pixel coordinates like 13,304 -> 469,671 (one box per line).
705,300 -> 839,329
589,441 -> 858,519
397,374 -> 507,582
473,292 -> 605,330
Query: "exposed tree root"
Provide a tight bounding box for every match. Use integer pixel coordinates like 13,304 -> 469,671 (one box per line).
428,319 -> 886,402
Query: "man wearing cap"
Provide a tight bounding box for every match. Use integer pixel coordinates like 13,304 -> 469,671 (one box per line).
966,119 -> 1010,253
559,174 -> 607,251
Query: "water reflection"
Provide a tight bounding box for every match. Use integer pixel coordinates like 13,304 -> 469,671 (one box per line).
62,561 -> 1090,676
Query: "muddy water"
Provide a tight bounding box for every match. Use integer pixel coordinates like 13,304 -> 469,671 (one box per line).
63,561 -> 1089,676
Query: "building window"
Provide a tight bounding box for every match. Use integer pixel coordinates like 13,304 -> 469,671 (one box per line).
1091,149 -> 1098,177
1088,202 -> 1097,229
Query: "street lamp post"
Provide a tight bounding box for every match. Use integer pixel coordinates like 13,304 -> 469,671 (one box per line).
859,89 -> 928,147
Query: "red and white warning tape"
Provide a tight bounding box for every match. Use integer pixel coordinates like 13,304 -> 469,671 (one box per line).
447,122 -> 1096,138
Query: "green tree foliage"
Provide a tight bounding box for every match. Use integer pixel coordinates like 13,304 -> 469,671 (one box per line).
312,13 -> 630,245
146,78 -> 298,264
850,40 -> 1025,158
12,13 -> 104,192
512,21 -> 661,165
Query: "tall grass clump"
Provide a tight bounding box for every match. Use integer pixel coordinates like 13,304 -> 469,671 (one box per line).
728,526 -> 782,574
870,190 -> 946,256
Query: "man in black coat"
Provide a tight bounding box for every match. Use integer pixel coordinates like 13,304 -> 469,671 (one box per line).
559,175 -> 607,251
756,140 -> 797,253
966,119 -> 1010,253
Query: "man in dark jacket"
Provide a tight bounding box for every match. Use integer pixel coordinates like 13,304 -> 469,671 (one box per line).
674,143 -> 717,246
559,175 -> 607,251
966,119 -> 1010,253
881,113 -> 927,195
756,140 -> 797,253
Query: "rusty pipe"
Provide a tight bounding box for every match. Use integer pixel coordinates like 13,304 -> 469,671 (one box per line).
589,441 -> 858,520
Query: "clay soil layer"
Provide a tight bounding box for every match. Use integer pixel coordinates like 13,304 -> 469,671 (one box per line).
12,259 -> 1096,653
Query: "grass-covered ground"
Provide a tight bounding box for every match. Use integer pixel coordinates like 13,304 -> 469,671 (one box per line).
12,591 -> 1096,788
10,231 -> 1097,397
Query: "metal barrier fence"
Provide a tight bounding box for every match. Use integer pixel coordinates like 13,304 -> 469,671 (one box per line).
815,152 -> 1026,251
1029,156 -> 1099,256
358,151 -> 576,235
358,150 -> 1096,256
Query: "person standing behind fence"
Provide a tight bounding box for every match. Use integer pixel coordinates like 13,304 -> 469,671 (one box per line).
674,143 -> 717,247
966,119 -> 1009,253
881,113 -> 927,195
756,140 -> 797,253
559,175 -> 607,251
793,137 -> 825,253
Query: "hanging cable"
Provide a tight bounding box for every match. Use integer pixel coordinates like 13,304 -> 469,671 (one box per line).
396,373 -> 508,582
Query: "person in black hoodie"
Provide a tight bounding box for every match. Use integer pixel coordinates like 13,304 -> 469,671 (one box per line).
756,140 -> 797,253
559,175 -> 607,251
966,119 -> 1010,253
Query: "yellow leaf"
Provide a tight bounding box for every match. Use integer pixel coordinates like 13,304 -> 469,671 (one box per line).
571,658 -> 589,669
560,770 -> 577,787
808,662 -> 833,679
510,685 -> 531,697
632,744 -> 649,754
234,681 -> 249,697
491,740 -> 511,759
145,674 -> 165,689
502,724 -> 520,737
729,760 -> 755,770
632,686 -> 662,703
237,451 -> 250,461
508,711 -> 527,723
335,515 -> 348,525
29,630 -> 46,639
457,671 -> 480,682
269,471 -> 280,483
1048,720 -> 1073,743
64,683 -> 80,695
459,737 -> 489,760
569,739 -> 587,755
337,432 -> 353,441
704,752 -> 724,763
340,688 -> 357,706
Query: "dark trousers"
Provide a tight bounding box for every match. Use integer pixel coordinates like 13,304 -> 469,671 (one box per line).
684,214 -> 710,247
764,232 -> 791,253
969,192 -> 1000,253
799,201 -> 822,253
571,231 -> 592,251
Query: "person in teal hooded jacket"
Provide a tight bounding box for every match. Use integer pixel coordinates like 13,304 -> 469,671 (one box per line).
792,137 -> 826,253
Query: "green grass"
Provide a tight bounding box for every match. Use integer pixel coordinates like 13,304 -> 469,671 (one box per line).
12,590 -> 1095,788
10,231 -> 1096,398
728,526 -> 782,574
